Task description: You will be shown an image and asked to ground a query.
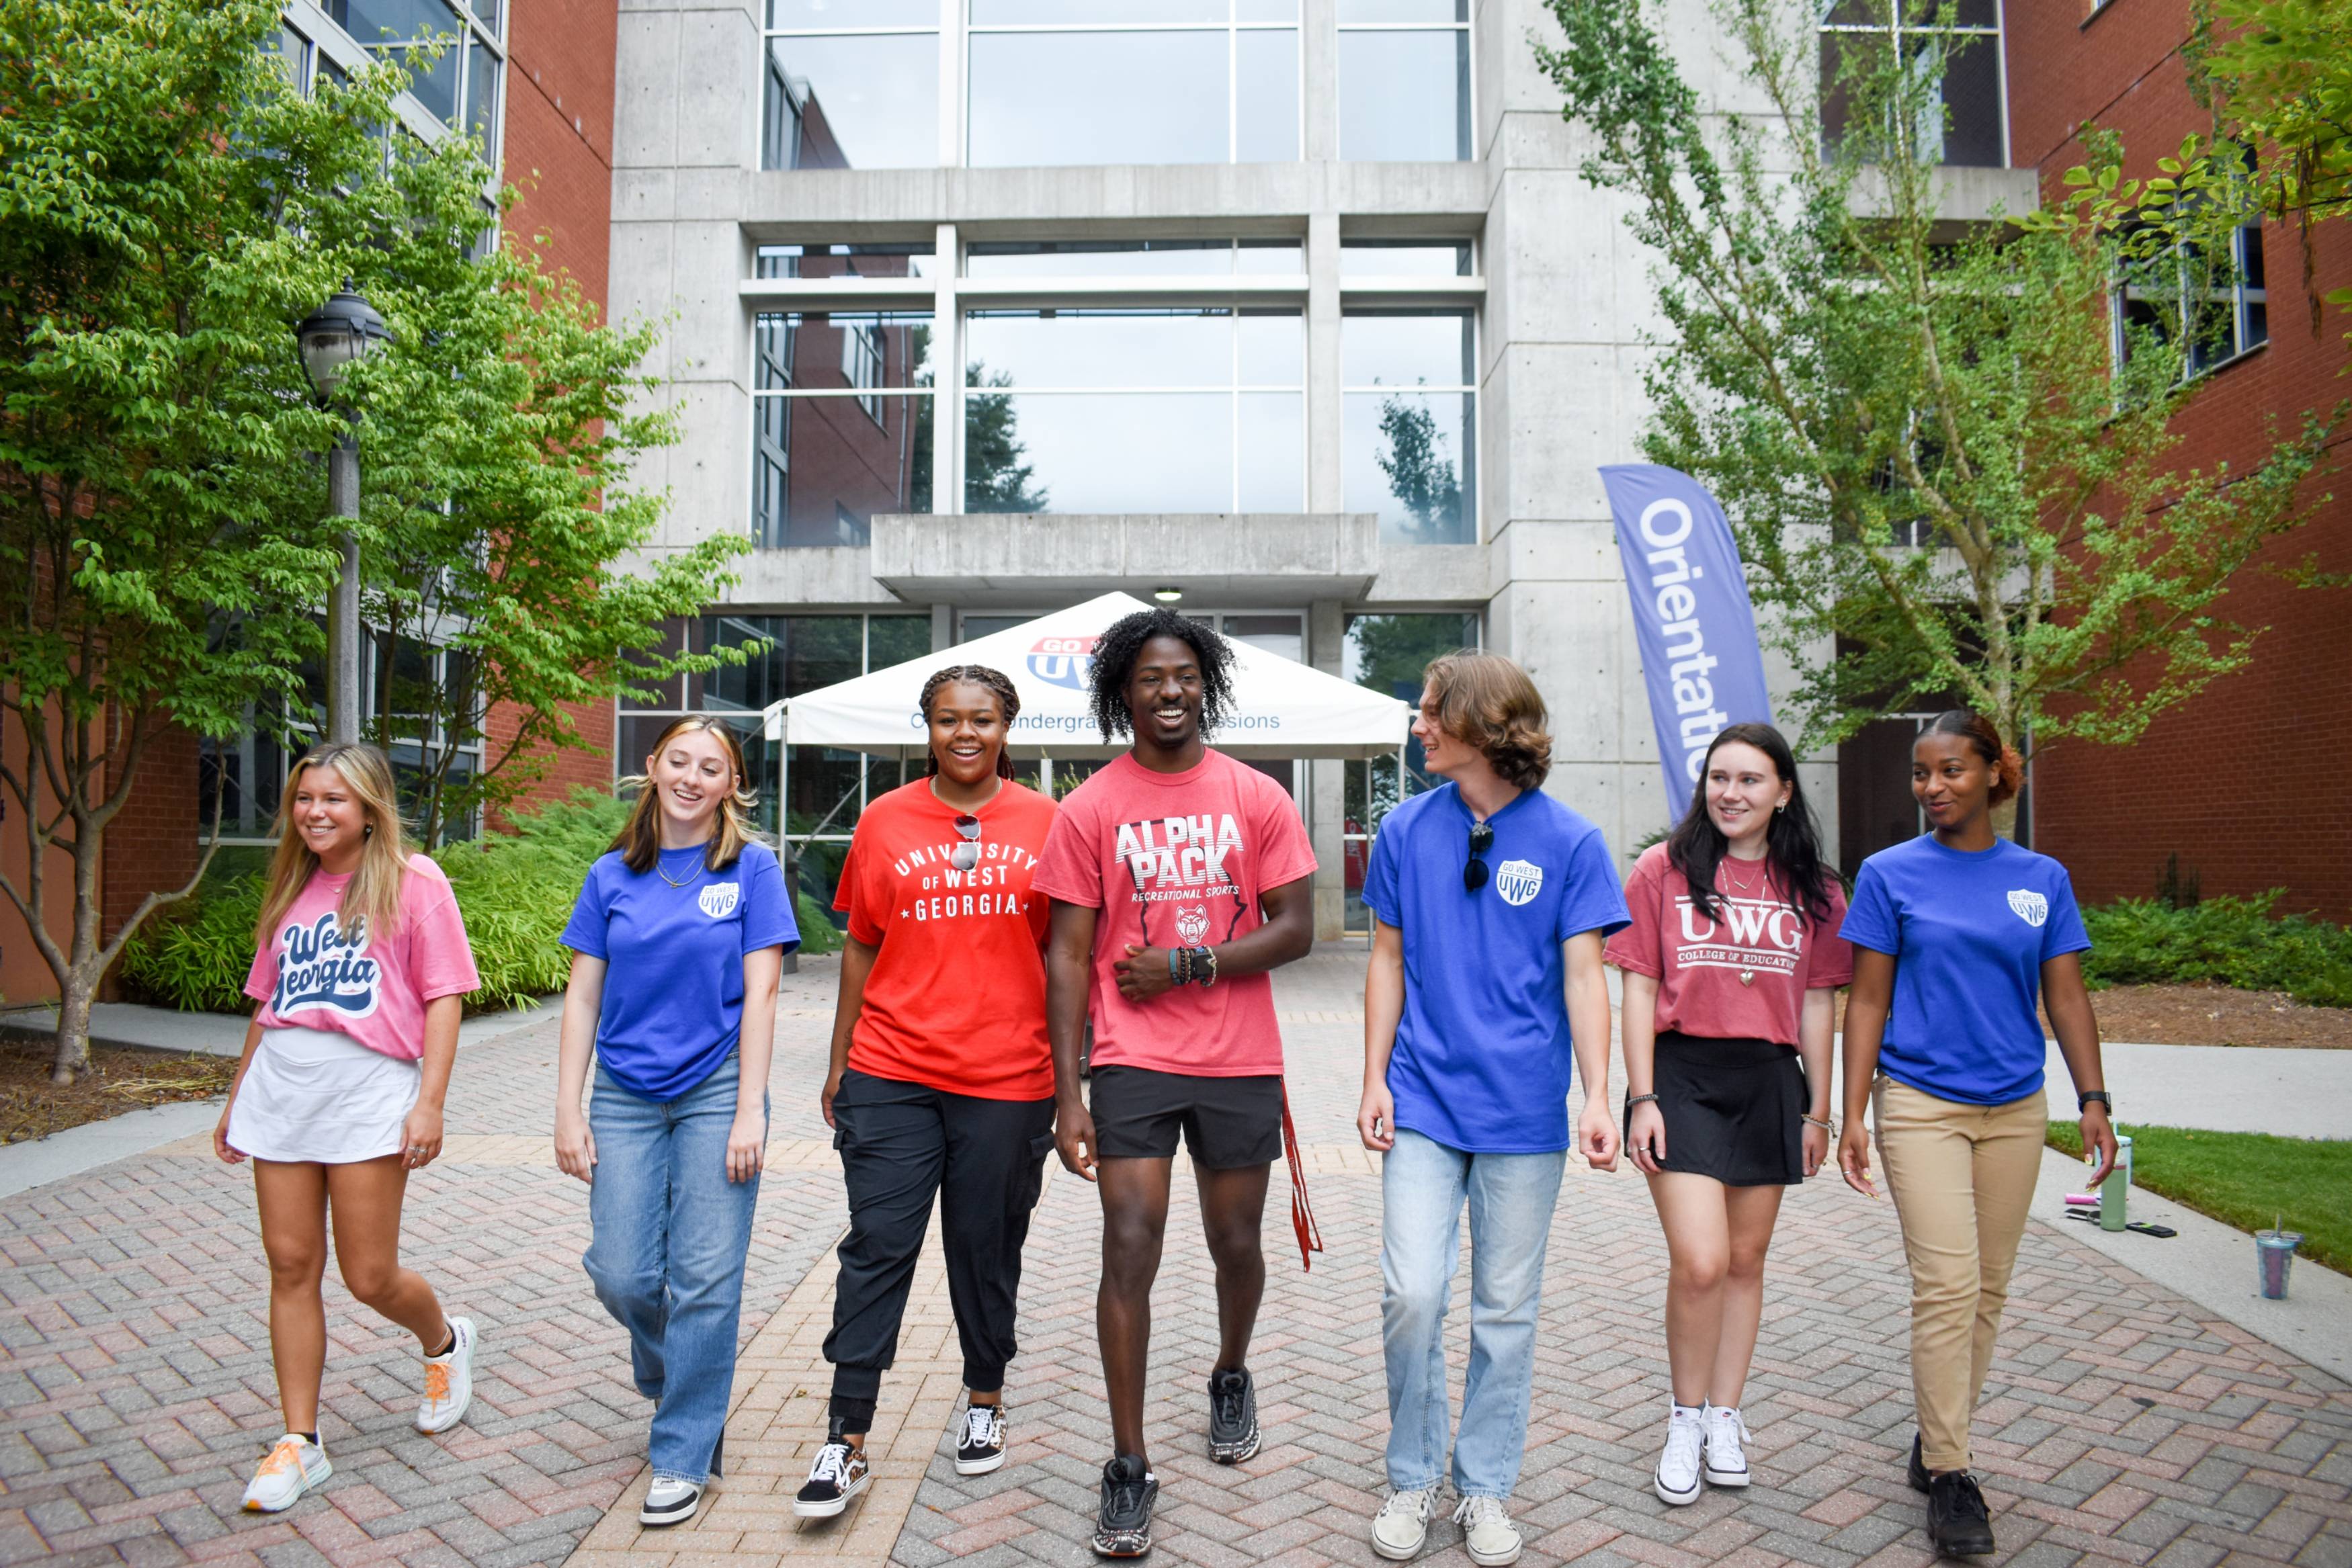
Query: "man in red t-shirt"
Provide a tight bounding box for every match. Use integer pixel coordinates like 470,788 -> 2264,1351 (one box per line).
1033,609 -> 1318,1559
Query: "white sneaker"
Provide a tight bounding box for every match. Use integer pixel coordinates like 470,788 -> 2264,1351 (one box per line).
416,1316 -> 476,1434
640,1473 -> 702,1527
1654,1406 -> 1705,1506
1703,1405 -> 1752,1487
1371,1487 -> 1434,1560
1451,1494 -> 1523,1567
241,1434 -> 331,1512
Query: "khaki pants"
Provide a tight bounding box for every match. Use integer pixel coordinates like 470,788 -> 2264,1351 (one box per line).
1873,1076 -> 2047,1473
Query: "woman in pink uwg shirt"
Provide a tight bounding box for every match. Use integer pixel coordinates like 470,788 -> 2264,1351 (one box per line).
1605,723 -> 1850,1512
215,742 -> 482,1516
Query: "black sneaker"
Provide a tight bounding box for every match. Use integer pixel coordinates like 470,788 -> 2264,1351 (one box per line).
1907,1432 -> 1929,1494
956,1403 -> 1007,1476
1926,1471 -> 1997,1557
1092,1454 -> 1157,1558
793,1438 -> 870,1519
1207,1367 -> 1259,1464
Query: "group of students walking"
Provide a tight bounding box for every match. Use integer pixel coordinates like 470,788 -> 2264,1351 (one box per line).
211,607 -> 2117,1566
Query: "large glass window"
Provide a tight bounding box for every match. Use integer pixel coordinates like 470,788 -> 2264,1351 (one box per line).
964,237 -> 1304,276
1338,0 -> 1470,163
1818,0 -> 2003,169
962,307 -> 1304,513
2115,222 -> 2269,378
325,0 -> 503,153
761,1 -> 940,171
968,1 -> 1300,167
755,241 -> 934,280
1341,611 -> 1478,928
751,311 -> 935,548
1343,309 -> 1476,544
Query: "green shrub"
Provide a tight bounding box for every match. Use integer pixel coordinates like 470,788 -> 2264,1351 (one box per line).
2081,891 -> 2352,1008
794,887 -> 845,956
118,874 -> 267,1014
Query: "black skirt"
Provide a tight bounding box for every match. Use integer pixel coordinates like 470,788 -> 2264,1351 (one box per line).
1624,1031 -> 1809,1187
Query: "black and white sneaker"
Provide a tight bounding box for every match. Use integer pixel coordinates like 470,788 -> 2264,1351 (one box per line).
1207,1367 -> 1259,1464
1091,1454 -> 1158,1557
640,1474 -> 702,1527
793,1438 -> 870,1519
956,1403 -> 1007,1475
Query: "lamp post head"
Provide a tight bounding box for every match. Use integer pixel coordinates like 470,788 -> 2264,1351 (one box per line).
1152,585 -> 1183,604
296,286 -> 392,405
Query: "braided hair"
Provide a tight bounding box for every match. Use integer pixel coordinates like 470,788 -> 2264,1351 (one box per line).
1085,607 -> 1236,742
918,664 -> 1022,779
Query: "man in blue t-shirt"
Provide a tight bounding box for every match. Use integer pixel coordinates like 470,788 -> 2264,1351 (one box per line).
1355,651 -> 1629,1568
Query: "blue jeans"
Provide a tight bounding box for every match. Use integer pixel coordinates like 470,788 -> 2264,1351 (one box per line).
1380,1128 -> 1566,1499
583,1055 -> 761,1484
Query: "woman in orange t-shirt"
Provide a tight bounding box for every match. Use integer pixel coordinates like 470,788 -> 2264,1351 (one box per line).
794,665 -> 1060,1520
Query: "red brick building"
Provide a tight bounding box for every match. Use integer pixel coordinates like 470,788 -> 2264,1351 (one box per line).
1,0 -> 620,1006
2008,0 -> 2352,919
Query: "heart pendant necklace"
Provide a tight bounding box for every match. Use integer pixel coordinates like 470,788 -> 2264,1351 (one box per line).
1738,969 -> 1755,986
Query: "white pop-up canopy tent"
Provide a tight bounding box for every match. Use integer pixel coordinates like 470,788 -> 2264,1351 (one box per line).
761,592 -> 1411,762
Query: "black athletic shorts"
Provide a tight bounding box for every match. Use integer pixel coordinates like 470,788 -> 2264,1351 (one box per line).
1088,1065 -> 1282,1168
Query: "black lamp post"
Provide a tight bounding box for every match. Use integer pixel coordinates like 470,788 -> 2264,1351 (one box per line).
295,287 -> 392,744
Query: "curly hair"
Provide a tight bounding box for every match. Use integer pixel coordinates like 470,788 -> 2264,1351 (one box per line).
919,664 -> 1022,779
1086,608 -> 1236,742
1421,649 -> 1552,792
1921,709 -> 2025,806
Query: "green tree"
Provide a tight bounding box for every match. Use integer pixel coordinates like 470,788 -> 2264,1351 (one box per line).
1375,396 -> 1465,543
1537,0 -> 2341,795
2189,0 -> 2352,335
962,363 -> 1049,513
0,0 -> 741,1078
1,0 -> 344,1081
333,139 -> 745,848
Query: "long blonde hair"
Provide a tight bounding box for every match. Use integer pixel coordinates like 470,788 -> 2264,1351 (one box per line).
255,742 -> 414,949
614,715 -> 761,873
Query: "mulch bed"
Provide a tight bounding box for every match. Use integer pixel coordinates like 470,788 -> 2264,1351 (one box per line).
0,1034 -> 237,1144
1832,982 -> 2351,1048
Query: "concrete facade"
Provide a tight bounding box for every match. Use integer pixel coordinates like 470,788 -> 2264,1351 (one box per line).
606,0 -> 1849,936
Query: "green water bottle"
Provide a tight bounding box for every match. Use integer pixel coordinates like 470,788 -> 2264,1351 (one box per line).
2099,1135 -> 2132,1231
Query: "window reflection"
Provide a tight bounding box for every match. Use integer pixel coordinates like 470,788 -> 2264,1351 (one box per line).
1339,239 -> 1473,275
965,238 -> 1304,275
1817,4 -> 2005,169
1343,309 -> 1476,543
763,31 -> 939,169
960,308 -> 1304,513
753,312 -> 935,548
1339,28 -> 1470,161
756,242 -> 933,279
326,0 -> 501,144
968,11 -> 1299,166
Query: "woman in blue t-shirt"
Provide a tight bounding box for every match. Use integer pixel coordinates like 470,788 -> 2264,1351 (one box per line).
552,717 -> 798,1529
1835,710 -> 2117,1561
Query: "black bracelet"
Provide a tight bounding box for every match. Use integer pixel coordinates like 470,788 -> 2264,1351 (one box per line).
2079,1090 -> 2112,1115
1626,1093 -> 1660,1109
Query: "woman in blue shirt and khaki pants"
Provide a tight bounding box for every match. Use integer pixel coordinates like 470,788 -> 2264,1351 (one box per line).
1837,711 -> 2117,1561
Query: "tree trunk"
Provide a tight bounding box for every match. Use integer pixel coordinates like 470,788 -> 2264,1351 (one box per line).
1990,795 -> 2021,842
51,969 -> 95,1086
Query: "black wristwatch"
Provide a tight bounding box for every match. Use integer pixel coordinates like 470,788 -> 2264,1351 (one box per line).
2078,1090 -> 2112,1115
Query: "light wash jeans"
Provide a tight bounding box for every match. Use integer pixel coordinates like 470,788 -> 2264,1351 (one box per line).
1380,1127 -> 1566,1499
583,1055 -> 762,1484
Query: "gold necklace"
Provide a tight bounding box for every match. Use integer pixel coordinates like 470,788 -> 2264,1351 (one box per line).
655,851 -> 705,888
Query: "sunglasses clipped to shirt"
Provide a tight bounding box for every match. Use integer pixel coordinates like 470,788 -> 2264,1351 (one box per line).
952,814 -> 982,871
1463,820 -> 1495,894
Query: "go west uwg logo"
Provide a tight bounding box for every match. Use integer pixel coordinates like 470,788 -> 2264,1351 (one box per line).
1027,636 -> 1097,691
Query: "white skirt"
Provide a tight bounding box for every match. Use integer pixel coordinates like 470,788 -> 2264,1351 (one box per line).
225,1027 -> 421,1164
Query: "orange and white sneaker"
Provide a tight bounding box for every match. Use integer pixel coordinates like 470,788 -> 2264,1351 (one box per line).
416,1316 -> 476,1434
241,1434 -> 331,1512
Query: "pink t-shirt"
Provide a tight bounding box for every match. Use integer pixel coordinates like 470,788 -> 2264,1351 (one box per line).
1033,749 -> 1319,1078
243,855 -> 482,1061
1604,842 -> 1853,1047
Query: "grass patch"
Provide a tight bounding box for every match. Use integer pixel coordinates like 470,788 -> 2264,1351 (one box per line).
2047,1121 -> 2352,1273
2080,894 -> 2352,1008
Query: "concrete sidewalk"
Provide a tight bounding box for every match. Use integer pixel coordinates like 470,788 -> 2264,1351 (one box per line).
2040,1037 -> 2352,1139
1,998 -> 562,1059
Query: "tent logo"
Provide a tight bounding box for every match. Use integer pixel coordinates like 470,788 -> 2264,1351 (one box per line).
1027,636 -> 1097,691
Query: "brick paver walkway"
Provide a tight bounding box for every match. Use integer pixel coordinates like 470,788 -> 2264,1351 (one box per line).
5,951 -> 2349,1568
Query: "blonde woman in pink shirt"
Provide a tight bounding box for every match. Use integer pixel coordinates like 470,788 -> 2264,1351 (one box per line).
214,742 -> 482,1514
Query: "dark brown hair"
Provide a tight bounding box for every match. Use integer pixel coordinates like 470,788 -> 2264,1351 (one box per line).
919,664 -> 1021,779
612,716 -> 759,873
1421,650 -> 1552,792
1920,709 -> 2025,805
1665,722 -> 1839,928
